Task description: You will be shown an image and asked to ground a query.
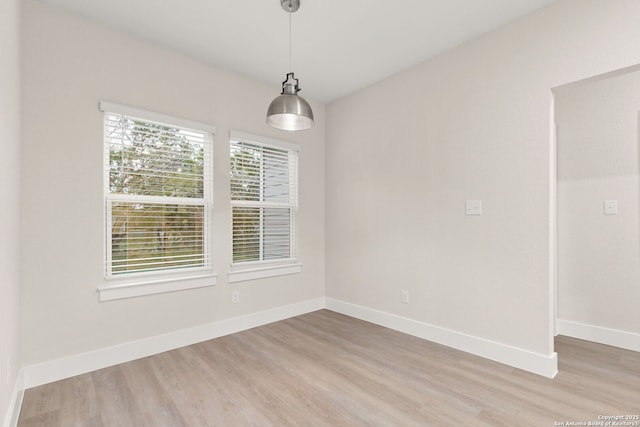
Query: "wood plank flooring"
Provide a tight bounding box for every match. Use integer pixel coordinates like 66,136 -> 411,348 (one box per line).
18,310 -> 640,426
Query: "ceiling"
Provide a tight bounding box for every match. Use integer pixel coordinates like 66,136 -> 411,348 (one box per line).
37,0 -> 556,104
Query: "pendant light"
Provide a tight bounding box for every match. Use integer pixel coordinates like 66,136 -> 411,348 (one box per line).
266,0 -> 315,131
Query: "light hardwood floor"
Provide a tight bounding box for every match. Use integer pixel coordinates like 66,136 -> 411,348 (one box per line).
17,310 -> 640,426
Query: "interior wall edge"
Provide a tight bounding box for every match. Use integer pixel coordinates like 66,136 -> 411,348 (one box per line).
556,319 -> 640,353
2,369 -> 23,427
20,294 -> 562,393
22,297 -> 326,389
326,298 -> 558,378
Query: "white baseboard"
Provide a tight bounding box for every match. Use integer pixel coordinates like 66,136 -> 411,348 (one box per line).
325,298 -> 558,378
3,369 -> 24,427
23,297 -> 325,389
20,295 -> 560,392
557,319 -> 640,352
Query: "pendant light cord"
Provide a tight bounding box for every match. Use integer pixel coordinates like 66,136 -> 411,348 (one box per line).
288,5 -> 292,73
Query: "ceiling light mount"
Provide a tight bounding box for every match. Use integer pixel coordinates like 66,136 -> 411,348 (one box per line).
281,0 -> 300,13
267,0 -> 314,131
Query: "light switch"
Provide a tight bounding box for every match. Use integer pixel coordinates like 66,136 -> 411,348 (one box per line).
465,200 -> 482,216
604,200 -> 618,215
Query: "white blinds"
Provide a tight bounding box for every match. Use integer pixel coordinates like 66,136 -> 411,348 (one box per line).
103,107 -> 213,277
105,114 -> 208,198
230,135 -> 298,264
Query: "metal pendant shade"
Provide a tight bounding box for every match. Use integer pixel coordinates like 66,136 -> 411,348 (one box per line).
266,0 -> 314,131
266,72 -> 314,131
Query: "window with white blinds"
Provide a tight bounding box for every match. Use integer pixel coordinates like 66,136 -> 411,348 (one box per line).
230,132 -> 298,265
101,102 -> 214,284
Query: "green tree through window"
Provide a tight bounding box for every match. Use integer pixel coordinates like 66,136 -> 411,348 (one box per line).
105,112 -> 211,276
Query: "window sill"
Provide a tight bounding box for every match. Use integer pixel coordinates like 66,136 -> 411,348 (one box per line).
99,273 -> 218,301
227,263 -> 301,283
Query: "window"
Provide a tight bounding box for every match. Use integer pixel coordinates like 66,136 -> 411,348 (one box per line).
229,131 -> 300,282
99,101 -> 216,300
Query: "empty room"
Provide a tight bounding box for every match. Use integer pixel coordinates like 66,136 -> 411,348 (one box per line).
2,0 -> 640,425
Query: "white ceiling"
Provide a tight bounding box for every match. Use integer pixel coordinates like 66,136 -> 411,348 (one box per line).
37,0 -> 556,104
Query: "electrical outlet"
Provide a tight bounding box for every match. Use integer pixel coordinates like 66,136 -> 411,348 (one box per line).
465,200 -> 482,216
231,290 -> 240,304
401,290 -> 410,304
604,200 -> 618,215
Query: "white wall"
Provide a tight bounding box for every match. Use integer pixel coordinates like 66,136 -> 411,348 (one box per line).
20,0 -> 325,367
18,0 -> 640,387
0,0 -> 22,422
326,0 -> 640,359
556,69 -> 640,336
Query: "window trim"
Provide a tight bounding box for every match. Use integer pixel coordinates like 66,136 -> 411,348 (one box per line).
100,101 -> 216,134
98,272 -> 219,301
227,263 -> 301,284
228,130 -> 300,281
99,101 -> 217,301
